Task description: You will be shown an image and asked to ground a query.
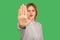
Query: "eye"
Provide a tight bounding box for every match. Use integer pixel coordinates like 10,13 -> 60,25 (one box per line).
28,10 -> 30,12
32,10 -> 35,12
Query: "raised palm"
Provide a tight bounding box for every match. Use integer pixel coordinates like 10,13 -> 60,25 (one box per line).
18,4 -> 31,28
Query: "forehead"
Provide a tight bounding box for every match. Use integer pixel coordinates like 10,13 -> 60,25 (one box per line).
27,6 -> 35,10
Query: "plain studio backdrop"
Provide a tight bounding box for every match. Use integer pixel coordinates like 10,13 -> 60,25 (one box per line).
0,0 -> 60,40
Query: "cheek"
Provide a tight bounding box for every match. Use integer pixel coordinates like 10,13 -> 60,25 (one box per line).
33,12 -> 36,16
31,12 -> 36,17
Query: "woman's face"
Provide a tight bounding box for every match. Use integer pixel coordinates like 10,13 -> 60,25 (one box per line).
27,6 -> 36,20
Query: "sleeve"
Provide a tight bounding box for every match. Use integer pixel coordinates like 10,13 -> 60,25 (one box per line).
29,22 -> 44,40
17,23 -> 26,33
37,23 -> 44,40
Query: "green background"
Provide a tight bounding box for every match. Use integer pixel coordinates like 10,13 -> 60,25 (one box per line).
0,0 -> 60,40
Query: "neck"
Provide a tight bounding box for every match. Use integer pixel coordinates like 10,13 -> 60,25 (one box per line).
31,19 -> 35,22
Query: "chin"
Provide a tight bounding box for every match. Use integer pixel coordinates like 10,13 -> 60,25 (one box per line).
29,17 -> 34,20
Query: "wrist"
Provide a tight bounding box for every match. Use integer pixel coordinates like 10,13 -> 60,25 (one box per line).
19,25 -> 26,29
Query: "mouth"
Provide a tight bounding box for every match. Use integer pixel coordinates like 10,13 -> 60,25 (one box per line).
30,15 -> 33,17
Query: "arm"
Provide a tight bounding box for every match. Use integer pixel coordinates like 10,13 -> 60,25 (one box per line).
33,22 -> 43,40
37,23 -> 43,40
17,23 -> 26,34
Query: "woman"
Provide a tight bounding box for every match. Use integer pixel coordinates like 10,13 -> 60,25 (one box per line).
17,3 -> 43,40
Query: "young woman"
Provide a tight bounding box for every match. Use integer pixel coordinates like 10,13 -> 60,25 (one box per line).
17,3 -> 43,40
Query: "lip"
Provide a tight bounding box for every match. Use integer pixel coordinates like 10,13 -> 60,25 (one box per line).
30,15 -> 33,17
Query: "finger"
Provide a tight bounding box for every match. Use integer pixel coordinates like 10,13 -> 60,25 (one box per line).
18,5 -> 23,16
24,5 -> 27,16
22,4 -> 27,16
22,4 -> 24,15
21,4 -> 24,15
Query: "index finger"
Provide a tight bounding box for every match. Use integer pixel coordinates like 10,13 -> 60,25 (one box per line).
23,5 -> 27,16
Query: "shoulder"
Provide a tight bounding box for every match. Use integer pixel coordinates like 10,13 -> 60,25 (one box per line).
34,21 -> 42,26
32,21 -> 42,28
33,21 -> 42,31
